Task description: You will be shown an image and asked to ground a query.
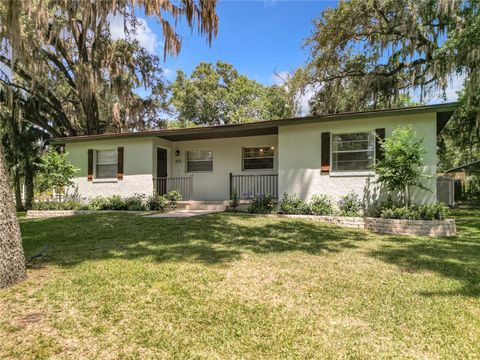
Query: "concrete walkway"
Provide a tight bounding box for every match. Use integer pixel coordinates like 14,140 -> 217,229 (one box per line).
145,209 -> 224,218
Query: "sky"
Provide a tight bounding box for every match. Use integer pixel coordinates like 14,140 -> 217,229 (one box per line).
158,0 -> 335,85
110,0 -> 462,111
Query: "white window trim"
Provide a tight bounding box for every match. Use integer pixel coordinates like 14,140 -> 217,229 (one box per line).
95,149 -> 118,179
242,146 -> 275,172
330,131 -> 376,175
185,150 -> 213,173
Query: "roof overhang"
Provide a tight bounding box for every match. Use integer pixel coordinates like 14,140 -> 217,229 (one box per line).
50,102 -> 458,144
445,159 -> 480,173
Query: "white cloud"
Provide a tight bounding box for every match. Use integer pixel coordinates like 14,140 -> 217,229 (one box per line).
296,85 -> 315,116
263,0 -> 278,7
444,72 -> 465,102
0,43 -> 12,81
271,70 -> 314,115
109,15 -> 159,54
163,68 -> 175,80
272,70 -> 290,85
416,72 -> 466,104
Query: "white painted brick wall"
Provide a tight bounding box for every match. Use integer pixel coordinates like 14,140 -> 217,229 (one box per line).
69,174 -> 153,201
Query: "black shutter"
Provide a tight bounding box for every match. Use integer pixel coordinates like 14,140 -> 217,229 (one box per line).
117,147 -> 124,180
321,132 -> 330,173
87,149 -> 94,181
375,128 -> 386,163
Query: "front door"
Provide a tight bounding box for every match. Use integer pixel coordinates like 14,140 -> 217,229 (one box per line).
156,148 -> 168,195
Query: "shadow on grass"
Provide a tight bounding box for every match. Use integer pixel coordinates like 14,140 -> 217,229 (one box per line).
368,206 -> 480,298
19,206 -> 480,298
19,212 -> 367,267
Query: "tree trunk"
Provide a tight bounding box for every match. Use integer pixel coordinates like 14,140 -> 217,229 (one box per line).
405,186 -> 410,207
13,171 -> 25,212
0,144 -> 26,288
25,171 -> 35,210
24,164 -> 34,210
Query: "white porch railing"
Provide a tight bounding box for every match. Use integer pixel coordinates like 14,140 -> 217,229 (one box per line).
153,176 -> 193,200
229,173 -> 279,200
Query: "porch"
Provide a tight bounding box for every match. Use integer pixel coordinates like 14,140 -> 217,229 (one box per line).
153,173 -> 279,201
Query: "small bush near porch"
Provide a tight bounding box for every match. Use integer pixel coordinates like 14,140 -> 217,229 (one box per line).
1,207 -> 479,358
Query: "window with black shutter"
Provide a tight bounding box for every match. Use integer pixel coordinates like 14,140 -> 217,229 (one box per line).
331,132 -> 375,172
96,149 -> 118,178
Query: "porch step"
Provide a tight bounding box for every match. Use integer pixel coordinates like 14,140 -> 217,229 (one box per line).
179,201 -> 228,211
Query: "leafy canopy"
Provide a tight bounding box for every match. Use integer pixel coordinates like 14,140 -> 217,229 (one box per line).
374,125 -> 429,205
171,61 -> 292,126
438,91 -> 480,170
0,0 -> 218,136
291,0 -> 479,116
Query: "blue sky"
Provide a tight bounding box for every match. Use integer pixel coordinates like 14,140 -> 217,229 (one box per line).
156,0 -> 336,85
109,0 -> 461,108
135,0 -> 336,85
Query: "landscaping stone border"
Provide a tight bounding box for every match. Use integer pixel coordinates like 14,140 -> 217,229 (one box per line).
27,210 -> 85,218
275,214 -> 365,229
26,210 -> 149,219
276,214 -> 456,237
364,217 -> 456,237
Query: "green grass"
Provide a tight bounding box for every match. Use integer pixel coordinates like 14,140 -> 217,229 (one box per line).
1,207 -> 479,359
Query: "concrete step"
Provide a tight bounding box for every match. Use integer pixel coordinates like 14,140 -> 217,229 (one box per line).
175,202 -> 188,210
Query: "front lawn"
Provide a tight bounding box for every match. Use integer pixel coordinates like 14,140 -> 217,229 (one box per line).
1,207 -> 479,359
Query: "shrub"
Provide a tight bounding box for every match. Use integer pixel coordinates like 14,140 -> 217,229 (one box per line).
369,200 -> 450,220
464,175 -> 480,200
146,191 -> 181,211
87,196 -> 110,210
338,191 -> 363,216
229,191 -> 240,211
248,194 -> 275,214
280,193 -> 310,214
87,195 -> 146,211
165,190 -> 182,209
417,203 -> 450,220
103,195 -> 126,210
32,200 -> 82,211
366,196 -> 397,218
146,194 -> 168,211
380,206 -> 419,220
124,194 -> 147,211
309,194 -> 334,215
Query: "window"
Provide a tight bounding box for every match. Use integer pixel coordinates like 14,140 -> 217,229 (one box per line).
243,146 -> 274,170
186,150 -> 213,172
332,132 -> 374,172
96,149 -> 118,178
